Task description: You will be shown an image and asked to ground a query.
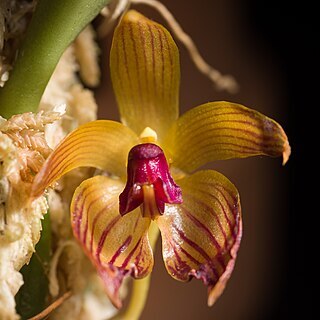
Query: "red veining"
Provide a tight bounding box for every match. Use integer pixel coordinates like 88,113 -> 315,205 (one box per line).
114,35 -> 128,108
109,236 -> 133,264
156,27 -> 165,102
181,206 -> 222,251
138,22 -> 150,102
172,223 -> 224,277
129,22 -> 144,105
197,182 -> 239,238
181,191 -> 229,243
157,26 -> 174,102
148,24 -> 157,106
121,237 -> 143,270
96,215 -> 121,262
81,192 -> 109,246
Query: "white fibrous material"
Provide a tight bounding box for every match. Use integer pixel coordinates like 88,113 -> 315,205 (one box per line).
0,112 -> 55,320
74,24 -> 101,87
1,5 -> 116,318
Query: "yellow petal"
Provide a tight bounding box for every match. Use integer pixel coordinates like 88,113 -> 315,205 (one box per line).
31,120 -> 139,198
164,101 -> 291,172
156,170 -> 242,306
71,175 -> 153,308
110,10 -> 180,140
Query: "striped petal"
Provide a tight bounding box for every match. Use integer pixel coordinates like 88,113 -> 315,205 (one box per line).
71,175 -> 153,308
110,10 -> 180,140
156,170 -> 242,306
31,120 -> 139,198
164,102 -> 290,172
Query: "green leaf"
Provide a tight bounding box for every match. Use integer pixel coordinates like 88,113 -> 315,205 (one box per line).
0,0 -> 111,118
15,211 -> 51,319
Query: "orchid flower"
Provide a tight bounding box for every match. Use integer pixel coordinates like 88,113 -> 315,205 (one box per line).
31,10 -> 290,309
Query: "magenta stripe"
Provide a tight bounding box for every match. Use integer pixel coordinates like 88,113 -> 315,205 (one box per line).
89,199 -> 118,253
172,222 -> 225,271
197,187 -> 238,239
133,240 -> 146,276
121,237 -> 143,269
181,206 -> 222,251
205,190 -> 234,229
213,183 -> 238,204
95,214 -> 121,262
168,237 -> 210,279
81,191 -> 106,245
196,181 -> 239,229
133,237 -> 153,278
178,243 -> 201,267
213,184 -> 241,237
197,182 -> 238,218
181,192 -> 229,244
205,183 -> 239,212
72,187 -> 102,241
109,236 -> 132,264
165,238 -> 193,277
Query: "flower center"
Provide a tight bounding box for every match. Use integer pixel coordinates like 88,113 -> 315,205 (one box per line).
119,143 -> 182,219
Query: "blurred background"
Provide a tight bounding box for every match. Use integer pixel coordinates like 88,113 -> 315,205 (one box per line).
94,0 -> 308,319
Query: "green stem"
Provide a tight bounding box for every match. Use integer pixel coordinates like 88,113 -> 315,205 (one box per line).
114,222 -> 160,320
0,0 -> 110,118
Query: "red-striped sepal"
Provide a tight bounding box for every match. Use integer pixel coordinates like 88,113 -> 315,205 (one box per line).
110,10 -> 180,140
164,102 -> 290,172
31,120 -> 139,199
156,170 -> 242,306
71,175 -> 153,308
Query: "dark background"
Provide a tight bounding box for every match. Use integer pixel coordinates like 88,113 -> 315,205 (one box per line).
95,0 -> 311,319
